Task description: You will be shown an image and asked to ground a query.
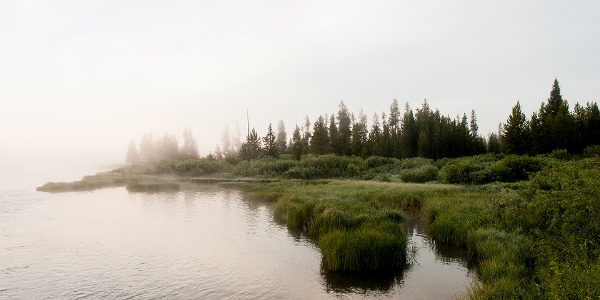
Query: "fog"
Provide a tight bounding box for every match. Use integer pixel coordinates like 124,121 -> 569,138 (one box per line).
1,0 -> 599,189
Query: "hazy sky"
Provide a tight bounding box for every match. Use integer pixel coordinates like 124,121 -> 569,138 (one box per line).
1,0 -> 599,181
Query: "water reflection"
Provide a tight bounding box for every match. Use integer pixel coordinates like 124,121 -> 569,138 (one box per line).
1,184 -> 477,299
272,205 -> 479,298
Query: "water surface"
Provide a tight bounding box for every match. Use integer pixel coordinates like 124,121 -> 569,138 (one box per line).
1,184 -> 476,299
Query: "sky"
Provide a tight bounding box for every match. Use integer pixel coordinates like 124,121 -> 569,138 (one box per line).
1,0 -> 599,186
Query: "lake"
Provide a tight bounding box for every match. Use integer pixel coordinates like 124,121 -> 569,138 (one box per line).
1,182 -> 477,299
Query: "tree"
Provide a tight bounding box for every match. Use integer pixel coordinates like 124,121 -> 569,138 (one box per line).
487,133 -> 501,154
337,101 -> 352,155
310,115 -> 330,155
368,113 -> 381,156
139,131 -> 157,163
301,115 -> 311,155
388,99 -> 402,158
263,123 -> 279,158
328,114 -> 339,154
276,119 -> 287,154
501,101 -> 530,155
291,125 -> 303,160
125,139 -> 140,164
544,78 -> 564,117
160,133 -> 180,161
181,128 -> 199,159
470,110 -> 479,155
400,102 -> 418,158
351,110 -> 368,157
239,128 -> 262,160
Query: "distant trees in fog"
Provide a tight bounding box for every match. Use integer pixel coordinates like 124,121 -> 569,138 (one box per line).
126,79 -> 599,164
125,128 -> 199,164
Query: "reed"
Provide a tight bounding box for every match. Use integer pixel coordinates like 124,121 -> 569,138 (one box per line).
126,181 -> 180,192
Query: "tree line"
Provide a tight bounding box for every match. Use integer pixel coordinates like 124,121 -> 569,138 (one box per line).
502,79 -> 600,155
126,128 -> 199,164
219,79 -> 598,161
124,79 -> 599,163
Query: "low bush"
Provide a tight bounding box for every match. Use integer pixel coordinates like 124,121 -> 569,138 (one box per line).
400,165 -> 438,183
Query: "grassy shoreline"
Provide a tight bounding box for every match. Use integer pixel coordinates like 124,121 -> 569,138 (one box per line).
37,153 -> 600,298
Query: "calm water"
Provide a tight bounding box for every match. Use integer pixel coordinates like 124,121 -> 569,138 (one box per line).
1,184 -> 477,299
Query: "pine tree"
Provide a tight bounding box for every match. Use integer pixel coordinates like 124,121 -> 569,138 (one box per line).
276,120 -> 287,154
139,131 -> 157,163
400,102 -> 418,158
125,139 -> 141,164
291,125 -> 303,160
487,133 -> 501,154
310,115 -> 330,155
470,110 -> 479,155
160,133 -> 180,161
544,78 -> 563,117
263,123 -> 278,158
337,101 -> 352,155
368,113 -> 381,156
181,128 -> 199,160
501,101 -> 530,155
388,99 -> 402,158
328,114 -> 339,155
239,128 -> 262,160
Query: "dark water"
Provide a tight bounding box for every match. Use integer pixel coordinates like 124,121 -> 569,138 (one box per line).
0,184 -> 477,299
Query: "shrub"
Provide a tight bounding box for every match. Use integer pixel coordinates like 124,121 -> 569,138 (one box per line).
400,165 -> 438,183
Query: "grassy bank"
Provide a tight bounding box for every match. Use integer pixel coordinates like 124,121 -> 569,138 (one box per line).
234,156 -> 600,299
235,180 -> 455,271
37,151 -> 600,298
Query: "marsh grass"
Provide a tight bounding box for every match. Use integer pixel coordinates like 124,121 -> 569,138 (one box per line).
240,180 -> 459,271
37,172 -> 137,192
126,181 -> 180,192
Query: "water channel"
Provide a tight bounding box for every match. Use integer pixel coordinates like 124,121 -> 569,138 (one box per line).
1,183 -> 477,299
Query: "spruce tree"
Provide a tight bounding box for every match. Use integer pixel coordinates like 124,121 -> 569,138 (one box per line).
337,101 -> 352,155
470,110 -> 479,155
310,115 -> 330,155
328,114 -> 339,155
276,120 -> 287,154
501,101 -> 530,155
368,113 -> 381,156
125,139 -> 141,164
181,128 -> 200,160
400,102 -> 418,158
263,123 -> 278,158
291,125 -> 303,160
388,99 -> 402,158
239,128 -> 262,160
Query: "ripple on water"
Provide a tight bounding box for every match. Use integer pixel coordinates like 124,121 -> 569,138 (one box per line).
0,185 -> 477,299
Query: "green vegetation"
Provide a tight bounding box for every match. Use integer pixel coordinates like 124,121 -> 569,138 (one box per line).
39,150 -> 600,298
126,181 -> 180,192
236,180 -> 445,271
224,154 -> 600,298
36,171 -> 136,192
41,78 -> 597,297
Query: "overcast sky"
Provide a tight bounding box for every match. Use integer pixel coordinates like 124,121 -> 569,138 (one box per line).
1,0 -> 599,182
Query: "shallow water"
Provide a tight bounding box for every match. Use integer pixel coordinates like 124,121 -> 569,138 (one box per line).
0,184 -> 476,299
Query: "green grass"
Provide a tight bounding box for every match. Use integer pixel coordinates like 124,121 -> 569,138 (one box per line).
237,180 -> 458,271
39,152 -> 600,298
126,181 -> 180,192
36,172 -> 137,192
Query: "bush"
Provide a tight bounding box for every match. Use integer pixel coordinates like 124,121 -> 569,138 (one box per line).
400,165 -> 438,183
583,145 -> 600,157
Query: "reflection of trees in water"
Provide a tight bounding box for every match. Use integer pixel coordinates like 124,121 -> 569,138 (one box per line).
321,264 -> 408,294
